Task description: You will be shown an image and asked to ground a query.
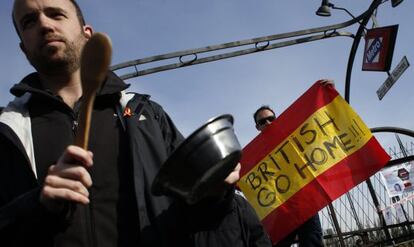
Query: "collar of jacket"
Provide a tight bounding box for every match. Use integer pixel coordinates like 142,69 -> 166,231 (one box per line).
9,71 -> 130,98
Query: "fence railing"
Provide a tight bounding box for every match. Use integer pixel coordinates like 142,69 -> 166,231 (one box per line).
321,141 -> 414,246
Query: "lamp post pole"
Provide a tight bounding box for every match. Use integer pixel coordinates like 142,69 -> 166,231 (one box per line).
344,0 -> 394,245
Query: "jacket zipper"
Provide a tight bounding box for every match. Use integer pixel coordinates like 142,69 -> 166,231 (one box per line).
71,106 -> 98,247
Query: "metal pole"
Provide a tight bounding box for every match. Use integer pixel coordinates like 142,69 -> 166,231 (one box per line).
112,0 -> 379,80
344,0 -> 382,103
366,180 -> 393,244
328,204 -> 346,246
346,192 -> 370,244
344,0 -> 394,244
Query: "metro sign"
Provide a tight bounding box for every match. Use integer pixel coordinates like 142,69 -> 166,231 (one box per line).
362,25 -> 399,71
366,38 -> 382,63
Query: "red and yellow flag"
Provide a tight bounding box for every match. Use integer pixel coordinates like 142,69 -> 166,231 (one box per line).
239,81 -> 390,244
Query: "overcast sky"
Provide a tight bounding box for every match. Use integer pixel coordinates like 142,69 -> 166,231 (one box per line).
1,0 -> 413,148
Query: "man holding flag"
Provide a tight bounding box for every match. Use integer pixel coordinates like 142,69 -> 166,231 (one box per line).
240,79 -> 390,246
253,105 -> 323,247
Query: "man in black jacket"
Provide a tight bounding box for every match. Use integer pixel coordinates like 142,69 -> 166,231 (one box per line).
253,105 -> 324,247
0,0 -> 271,246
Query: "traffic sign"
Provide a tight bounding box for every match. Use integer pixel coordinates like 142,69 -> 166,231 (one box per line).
377,56 -> 410,100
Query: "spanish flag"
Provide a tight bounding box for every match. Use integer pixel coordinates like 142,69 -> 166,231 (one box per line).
239,81 -> 390,244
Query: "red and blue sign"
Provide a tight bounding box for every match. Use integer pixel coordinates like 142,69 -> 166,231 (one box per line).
366,37 -> 382,63
362,25 -> 398,72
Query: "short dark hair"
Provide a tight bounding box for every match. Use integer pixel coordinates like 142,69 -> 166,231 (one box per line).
12,0 -> 86,38
253,105 -> 275,123
69,0 -> 86,26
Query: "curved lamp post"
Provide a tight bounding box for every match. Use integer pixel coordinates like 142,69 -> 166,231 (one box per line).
316,1 -> 389,245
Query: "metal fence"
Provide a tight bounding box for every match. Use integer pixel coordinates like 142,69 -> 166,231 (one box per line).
321,141 -> 414,246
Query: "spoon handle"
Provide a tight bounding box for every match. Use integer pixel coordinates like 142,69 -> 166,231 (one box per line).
74,97 -> 95,149
74,32 -> 112,149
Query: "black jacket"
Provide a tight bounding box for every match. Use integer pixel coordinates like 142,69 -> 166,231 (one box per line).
0,72 -> 271,247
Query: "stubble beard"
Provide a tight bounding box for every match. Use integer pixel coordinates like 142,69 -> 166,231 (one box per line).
27,32 -> 88,76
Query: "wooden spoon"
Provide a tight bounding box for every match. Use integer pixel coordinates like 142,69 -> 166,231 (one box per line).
74,32 -> 112,149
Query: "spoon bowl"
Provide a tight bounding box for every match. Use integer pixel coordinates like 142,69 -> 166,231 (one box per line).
74,32 -> 112,148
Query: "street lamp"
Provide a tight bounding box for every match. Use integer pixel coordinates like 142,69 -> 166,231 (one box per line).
315,0 -> 333,17
316,1 -> 357,20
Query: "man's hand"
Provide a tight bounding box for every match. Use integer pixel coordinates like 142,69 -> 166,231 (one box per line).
40,145 -> 93,212
224,163 -> 241,185
319,79 -> 335,88
202,163 -> 240,200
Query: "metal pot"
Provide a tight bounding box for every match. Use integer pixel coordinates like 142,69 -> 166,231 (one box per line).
152,114 -> 242,205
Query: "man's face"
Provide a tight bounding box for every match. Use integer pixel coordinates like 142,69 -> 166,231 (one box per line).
13,0 -> 92,75
255,109 -> 276,132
